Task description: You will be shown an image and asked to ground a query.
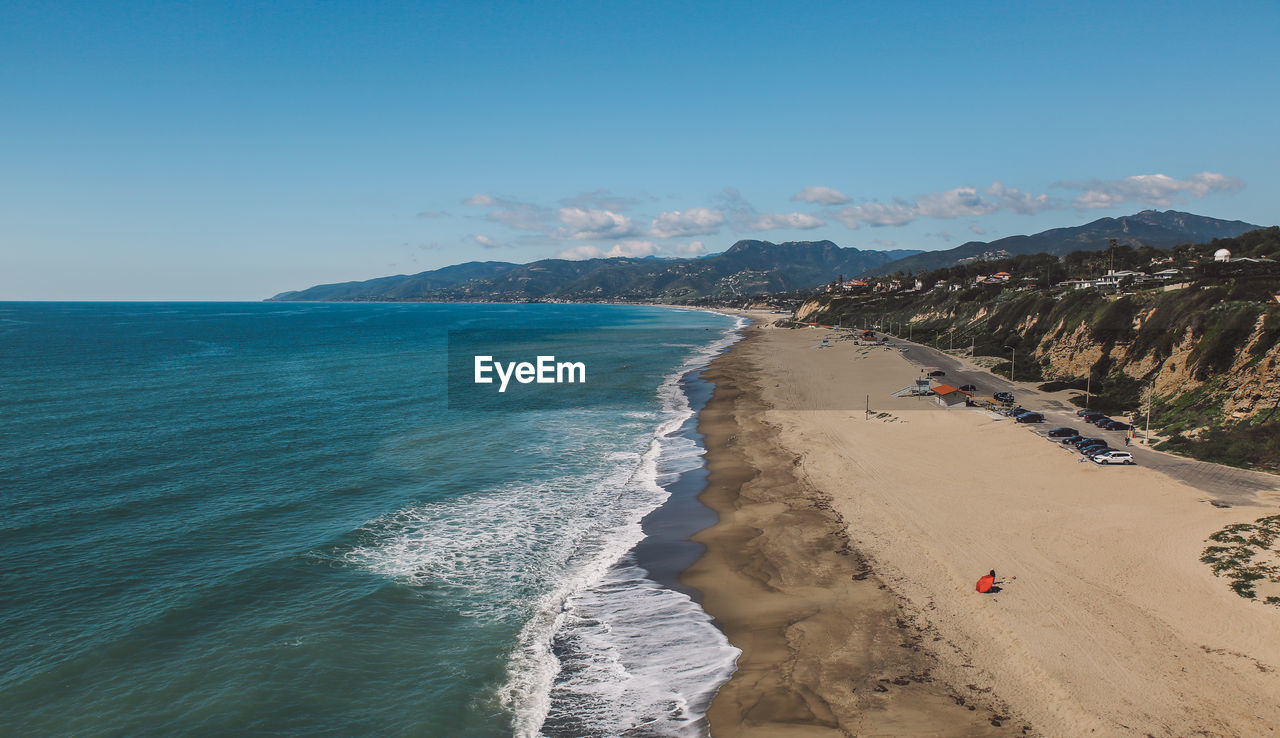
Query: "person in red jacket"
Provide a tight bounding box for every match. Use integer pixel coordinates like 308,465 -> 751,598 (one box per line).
976,569 -> 996,593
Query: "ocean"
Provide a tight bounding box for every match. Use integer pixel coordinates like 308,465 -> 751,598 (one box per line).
0,302 -> 743,737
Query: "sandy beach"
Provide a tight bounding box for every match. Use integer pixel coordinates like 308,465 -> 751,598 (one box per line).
685,320 -> 1280,736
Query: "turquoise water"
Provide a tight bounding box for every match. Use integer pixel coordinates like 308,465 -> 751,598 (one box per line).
0,302 -> 741,736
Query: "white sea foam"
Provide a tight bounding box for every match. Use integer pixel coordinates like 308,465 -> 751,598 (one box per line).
346,315 -> 746,736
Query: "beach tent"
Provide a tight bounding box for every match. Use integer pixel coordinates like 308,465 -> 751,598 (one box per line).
976,574 -> 995,593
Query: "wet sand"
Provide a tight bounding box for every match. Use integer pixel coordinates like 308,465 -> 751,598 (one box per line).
685,322 -> 1280,736
683,325 -> 1012,736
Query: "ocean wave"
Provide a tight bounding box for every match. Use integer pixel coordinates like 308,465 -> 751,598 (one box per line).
346,315 -> 745,736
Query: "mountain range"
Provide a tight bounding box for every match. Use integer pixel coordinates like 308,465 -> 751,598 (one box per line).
861,210 -> 1261,276
268,241 -> 919,302
269,210 -> 1264,302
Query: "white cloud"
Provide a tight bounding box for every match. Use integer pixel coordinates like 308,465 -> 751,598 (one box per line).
556,240 -> 659,260
557,207 -> 637,240
605,240 -> 661,257
970,225 -> 986,235
832,201 -> 916,228
648,207 -> 725,238
473,235 -> 498,248
791,186 -> 852,205
1055,172 -> 1245,209
746,212 -> 826,231
984,182 -> 1052,214
462,193 -> 555,232
556,245 -> 605,260
560,189 -> 641,212
914,186 -> 998,219
828,179 -> 1069,229
556,239 -> 705,260
669,240 -> 707,256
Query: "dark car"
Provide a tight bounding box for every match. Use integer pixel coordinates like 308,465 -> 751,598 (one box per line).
1084,446 -> 1117,458
1090,416 -> 1114,427
1008,406 -> 1030,416
1015,412 -> 1045,423
1061,434 -> 1086,444
1076,409 -> 1104,418
959,384 -> 977,392
928,370 -> 946,377
1072,436 -> 1105,448
1078,440 -> 1110,453
1104,420 -> 1132,431
1047,427 -> 1077,437
994,392 -> 1014,404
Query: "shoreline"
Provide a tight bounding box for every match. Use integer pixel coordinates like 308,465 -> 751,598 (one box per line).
682,325 -> 1011,736
684,323 -> 1280,736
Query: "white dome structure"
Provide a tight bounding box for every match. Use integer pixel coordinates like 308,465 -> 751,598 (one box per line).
1214,248 -> 1232,262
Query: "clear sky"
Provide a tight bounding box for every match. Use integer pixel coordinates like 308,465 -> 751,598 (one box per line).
3,0 -> 1278,300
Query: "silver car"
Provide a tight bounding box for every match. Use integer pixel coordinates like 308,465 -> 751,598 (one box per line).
1092,451 -> 1135,465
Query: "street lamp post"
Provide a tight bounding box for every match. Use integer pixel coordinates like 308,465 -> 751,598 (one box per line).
1003,345 -> 1016,382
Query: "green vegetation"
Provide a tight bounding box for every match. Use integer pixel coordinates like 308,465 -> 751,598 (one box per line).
803,229 -> 1280,471
1201,515 -> 1280,605
1160,423 -> 1280,474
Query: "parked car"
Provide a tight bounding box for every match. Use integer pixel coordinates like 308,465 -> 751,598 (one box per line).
1008,406 -> 1030,416
994,391 -> 1014,404
1084,445 -> 1116,458
959,384 -> 977,392
1061,434 -> 1086,445
1072,436 -> 1105,448
1079,441 -> 1110,455
1090,416 -> 1115,427
1047,427 -> 1077,437
1015,412 -> 1045,423
1076,409 -> 1105,419
928,370 -> 946,377
1104,420 -> 1132,431
1093,451 -> 1136,465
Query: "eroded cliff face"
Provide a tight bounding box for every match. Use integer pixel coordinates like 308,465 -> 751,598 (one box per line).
795,299 -> 825,323
1037,322 -> 1109,380
1221,337 -> 1280,420
800,294 -> 1279,425
1034,317 -> 1279,422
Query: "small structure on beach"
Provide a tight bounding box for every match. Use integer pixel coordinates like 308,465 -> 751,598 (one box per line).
931,384 -> 969,408
890,377 -> 933,397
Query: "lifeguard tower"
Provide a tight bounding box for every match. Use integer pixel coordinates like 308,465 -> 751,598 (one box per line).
890,377 -> 933,397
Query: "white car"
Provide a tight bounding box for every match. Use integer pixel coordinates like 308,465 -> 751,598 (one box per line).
1092,451 -> 1135,465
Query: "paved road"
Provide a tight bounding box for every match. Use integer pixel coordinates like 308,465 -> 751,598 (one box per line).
881,333 -> 1280,507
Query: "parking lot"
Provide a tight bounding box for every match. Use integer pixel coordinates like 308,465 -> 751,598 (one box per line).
884,334 -> 1280,507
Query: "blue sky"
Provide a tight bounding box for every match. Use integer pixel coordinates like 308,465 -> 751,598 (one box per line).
2,1 -> 1278,299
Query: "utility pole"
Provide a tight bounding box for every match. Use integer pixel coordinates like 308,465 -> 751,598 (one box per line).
1004,345 -> 1016,382
1085,374 -> 1091,408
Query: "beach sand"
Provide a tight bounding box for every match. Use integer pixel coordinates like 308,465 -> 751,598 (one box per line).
685,321 -> 1280,736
